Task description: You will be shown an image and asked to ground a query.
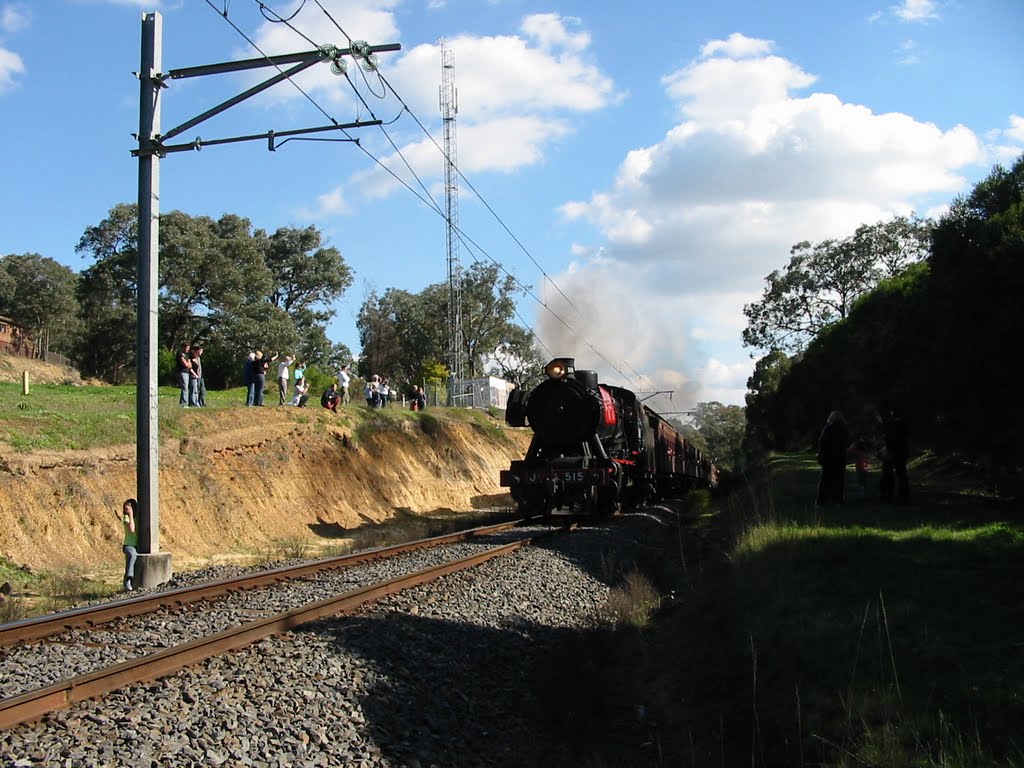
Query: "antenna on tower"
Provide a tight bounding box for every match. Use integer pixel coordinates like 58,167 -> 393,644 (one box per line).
440,40 -> 465,404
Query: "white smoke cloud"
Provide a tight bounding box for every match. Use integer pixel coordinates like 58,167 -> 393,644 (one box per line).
541,32 -> 983,405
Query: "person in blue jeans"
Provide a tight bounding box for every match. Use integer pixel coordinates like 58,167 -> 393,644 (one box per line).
121,498 -> 139,591
176,342 -> 192,407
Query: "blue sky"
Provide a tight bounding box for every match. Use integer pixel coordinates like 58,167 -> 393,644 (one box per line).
1,0 -> 1021,411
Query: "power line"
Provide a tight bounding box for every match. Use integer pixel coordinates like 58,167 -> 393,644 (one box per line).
205,3 -> 676,406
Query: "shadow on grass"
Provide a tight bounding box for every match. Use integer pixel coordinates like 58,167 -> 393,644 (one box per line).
645,452 -> 1024,766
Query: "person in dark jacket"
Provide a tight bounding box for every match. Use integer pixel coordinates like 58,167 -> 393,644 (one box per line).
321,382 -> 340,412
879,405 -> 911,504
252,350 -> 278,407
243,351 -> 256,407
816,410 -> 851,506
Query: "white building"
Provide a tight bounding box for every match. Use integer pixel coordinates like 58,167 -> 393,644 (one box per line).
453,377 -> 516,409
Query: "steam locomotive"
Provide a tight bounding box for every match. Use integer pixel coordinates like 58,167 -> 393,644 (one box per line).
500,358 -> 718,516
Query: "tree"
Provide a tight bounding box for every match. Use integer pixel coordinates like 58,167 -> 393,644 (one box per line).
851,214 -> 932,278
75,204 -> 140,381
74,204 -> 352,384
356,261 -> 537,392
488,325 -> 546,388
456,263 -> 522,378
923,155 -> 1024,467
158,210 -> 272,349
742,216 -> 932,354
691,401 -> 746,471
0,253 -> 80,357
743,349 -> 794,455
260,225 -> 353,326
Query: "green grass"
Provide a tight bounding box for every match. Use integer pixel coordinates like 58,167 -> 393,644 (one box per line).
0,382 -> 510,452
715,457 -> 1024,766
0,383 -> 225,450
520,453 -> 1024,767
0,555 -> 118,620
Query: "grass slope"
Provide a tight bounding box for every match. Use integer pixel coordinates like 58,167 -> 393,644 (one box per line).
522,453 -> 1023,767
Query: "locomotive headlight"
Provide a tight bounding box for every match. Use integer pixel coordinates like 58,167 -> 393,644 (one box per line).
545,359 -> 569,379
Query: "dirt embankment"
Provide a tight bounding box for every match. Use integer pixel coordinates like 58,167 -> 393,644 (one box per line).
0,403 -> 531,576
0,356 -> 86,386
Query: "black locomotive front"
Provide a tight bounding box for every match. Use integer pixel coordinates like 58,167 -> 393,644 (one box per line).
501,358 -> 627,515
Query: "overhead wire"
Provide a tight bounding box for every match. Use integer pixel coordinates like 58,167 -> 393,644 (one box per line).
235,2 -> 658,399
376,69 -> 579,313
257,0 -> 306,24
202,0 -> 342,130
206,1 -> 669,405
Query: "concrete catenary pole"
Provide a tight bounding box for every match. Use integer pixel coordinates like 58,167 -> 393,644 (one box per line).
135,11 -> 172,587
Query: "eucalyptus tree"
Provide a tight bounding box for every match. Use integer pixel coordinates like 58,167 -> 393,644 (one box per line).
852,214 -> 932,278
489,325 -> 546,388
74,203 -> 351,383
743,348 -> 793,455
259,226 -> 352,324
75,204 -> 140,381
924,155 -> 1024,466
691,401 -> 746,471
742,215 -> 932,354
455,262 -> 523,378
357,262 -> 537,389
356,287 -> 444,383
158,210 -> 271,349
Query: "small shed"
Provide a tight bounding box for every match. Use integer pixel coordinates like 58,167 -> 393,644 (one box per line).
455,376 -> 516,409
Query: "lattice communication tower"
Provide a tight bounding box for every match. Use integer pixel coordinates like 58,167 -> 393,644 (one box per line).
440,42 -> 465,401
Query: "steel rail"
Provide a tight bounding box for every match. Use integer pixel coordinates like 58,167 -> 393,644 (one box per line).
0,518 -> 532,648
0,524 -> 571,730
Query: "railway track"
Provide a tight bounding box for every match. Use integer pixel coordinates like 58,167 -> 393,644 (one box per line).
0,518 -> 572,730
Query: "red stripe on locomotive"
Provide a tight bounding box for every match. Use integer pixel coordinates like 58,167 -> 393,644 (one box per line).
599,386 -> 617,426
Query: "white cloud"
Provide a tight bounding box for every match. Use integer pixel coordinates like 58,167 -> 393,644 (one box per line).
0,46 -> 24,92
273,10 -> 617,223
700,32 -> 773,60
663,54 -> 817,122
520,13 -> 589,54
1007,114 -> 1024,143
891,0 -> 939,22
987,114 -> 1024,164
701,357 -> 753,407
0,3 -> 28,93
299,186 -> 351,220
389,27 -> 617,120
546,32 -> 983,405
1,4 -> 29,33
896,39 -> 919,66
247,8 -> 616,119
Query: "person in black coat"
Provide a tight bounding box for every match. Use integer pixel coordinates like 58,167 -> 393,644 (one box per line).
321,383 -> 340,413
816,410 -> 851,506
879,405 -> 911,504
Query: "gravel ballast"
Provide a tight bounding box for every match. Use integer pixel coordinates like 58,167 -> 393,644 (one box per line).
1,512 -> 676,767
